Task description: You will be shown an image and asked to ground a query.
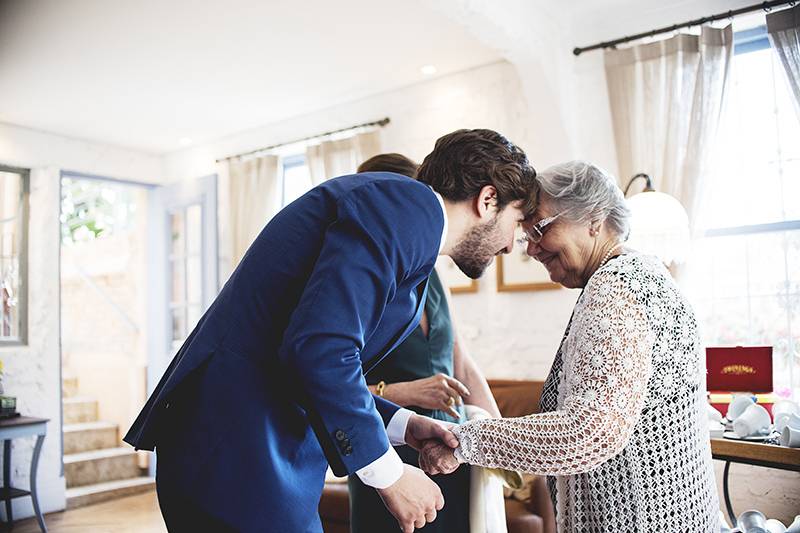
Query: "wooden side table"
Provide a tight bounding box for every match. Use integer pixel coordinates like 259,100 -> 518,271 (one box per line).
0,417 -> 48,532
710,437 -> 800,527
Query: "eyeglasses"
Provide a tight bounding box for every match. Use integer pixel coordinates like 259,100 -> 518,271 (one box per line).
517,213 -> 560,245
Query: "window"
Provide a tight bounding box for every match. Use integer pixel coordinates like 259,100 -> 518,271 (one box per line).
691,25 -> 800,396
169,204 -> 203,348
280,154 -> 313,207
60,177 -> 138,244
0,166 -> 29,345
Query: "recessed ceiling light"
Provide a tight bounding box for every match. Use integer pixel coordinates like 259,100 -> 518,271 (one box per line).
179,137 -> 193,147
420,65 -> 437,75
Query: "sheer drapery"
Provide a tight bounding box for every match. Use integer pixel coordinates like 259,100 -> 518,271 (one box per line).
767,4 -> 800,121
604,26 -> 733,234
217,155 -> 280,272
305,130 -> 380,185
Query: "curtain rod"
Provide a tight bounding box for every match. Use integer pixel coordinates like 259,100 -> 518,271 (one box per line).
216,117 -> 390,163
572,0 -> 796,56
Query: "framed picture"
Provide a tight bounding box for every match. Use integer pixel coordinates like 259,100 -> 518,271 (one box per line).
435,256 -> 478,294
496,228 -> 560,292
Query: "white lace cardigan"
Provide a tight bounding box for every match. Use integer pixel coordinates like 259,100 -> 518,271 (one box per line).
452,254 -> 720,532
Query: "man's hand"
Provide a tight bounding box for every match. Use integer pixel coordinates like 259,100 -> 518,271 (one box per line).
418,440 -> 460,475
404,413 -> 459,451
377,464 -> 444,533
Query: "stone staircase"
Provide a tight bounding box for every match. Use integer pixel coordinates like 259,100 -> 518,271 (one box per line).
62,376 -> 154,508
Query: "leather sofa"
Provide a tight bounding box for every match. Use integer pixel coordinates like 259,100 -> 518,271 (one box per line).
318,379 -> 556,533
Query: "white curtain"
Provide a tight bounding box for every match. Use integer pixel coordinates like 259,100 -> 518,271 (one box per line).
604,26 -> 733,234
767,4 -> 800,121
217,155 -> 281,273
305,130 -> 381,186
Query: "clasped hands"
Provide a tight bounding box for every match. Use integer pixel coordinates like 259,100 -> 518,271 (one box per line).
400,413 -> 462,476
418,438 -> 461,475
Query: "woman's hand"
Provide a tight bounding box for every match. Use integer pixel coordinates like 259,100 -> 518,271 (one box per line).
387,374 -> 470,419
418,438 -> 460,475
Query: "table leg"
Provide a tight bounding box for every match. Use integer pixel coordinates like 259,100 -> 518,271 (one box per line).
29,435 -> 46,533
3,439 -> 11,526
723,461 -> 736,527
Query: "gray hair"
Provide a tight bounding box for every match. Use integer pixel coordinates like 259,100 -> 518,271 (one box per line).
536,161 -> 631,239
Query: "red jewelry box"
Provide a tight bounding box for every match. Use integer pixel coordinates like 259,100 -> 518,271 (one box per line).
706,346 -> 775,417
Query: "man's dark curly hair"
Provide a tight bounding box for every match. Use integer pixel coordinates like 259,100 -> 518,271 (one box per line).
416,129 -> 538,217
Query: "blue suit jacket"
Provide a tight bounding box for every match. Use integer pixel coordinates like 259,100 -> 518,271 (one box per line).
124,172 -> 444,531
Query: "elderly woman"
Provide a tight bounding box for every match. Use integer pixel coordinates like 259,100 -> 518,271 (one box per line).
421,161 -> 719,532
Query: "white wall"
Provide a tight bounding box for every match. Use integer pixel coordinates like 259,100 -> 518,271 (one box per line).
0,123 -> 163,519
0,123 -> 164,184
0,167 -> 64,520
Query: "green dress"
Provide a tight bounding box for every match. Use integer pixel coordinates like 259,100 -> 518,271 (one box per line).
348,270 -> 471,532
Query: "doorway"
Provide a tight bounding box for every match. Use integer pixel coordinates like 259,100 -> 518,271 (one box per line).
59,172 -> 217,507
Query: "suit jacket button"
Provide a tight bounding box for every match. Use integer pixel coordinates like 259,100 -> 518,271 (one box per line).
343,446 -> 353,456
334,430 -> 346,441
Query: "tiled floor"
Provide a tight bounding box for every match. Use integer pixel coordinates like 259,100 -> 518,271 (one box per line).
13,490 -> 167,533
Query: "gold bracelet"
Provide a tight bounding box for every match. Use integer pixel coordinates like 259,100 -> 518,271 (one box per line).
376,381 -> 387,397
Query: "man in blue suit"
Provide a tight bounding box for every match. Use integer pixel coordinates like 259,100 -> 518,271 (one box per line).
124,129 -> 537,532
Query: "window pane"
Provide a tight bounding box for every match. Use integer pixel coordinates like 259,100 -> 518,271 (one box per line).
171,260 -> 186,304
171,307 -> 186,342
746,231 -> 787,296
702,296 -> 751,345
706,235 -> 749,299
187,304 -> 202,332
0,170 -> 24,342
707,43 -> 800,228
186,204 -> 202,255
186,256 -> 201,306
781,159 -> 800,221
695,230 -> 800,395
283,163 -> 313,207
773,52 -> 800,162
788,230 -> 800,286
170,210 -> 185,258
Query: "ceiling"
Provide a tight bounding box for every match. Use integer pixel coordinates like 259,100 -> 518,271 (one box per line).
0,0 -> 500,154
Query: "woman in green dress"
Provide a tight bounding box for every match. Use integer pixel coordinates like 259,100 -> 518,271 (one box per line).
348,154 -> 502,532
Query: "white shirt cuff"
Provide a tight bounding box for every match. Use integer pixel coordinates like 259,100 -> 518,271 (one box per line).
355,446 -> 404,489
386,408 -> 414,446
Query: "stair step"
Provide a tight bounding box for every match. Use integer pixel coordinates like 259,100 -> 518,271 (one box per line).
66,476 -> 155,509
62,376 -> 79,398
64,447 -> 141,488
63,421 -> 119,454
63,396 -> 99,424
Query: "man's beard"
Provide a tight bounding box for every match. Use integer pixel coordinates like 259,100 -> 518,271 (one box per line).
450,216 -> 502,279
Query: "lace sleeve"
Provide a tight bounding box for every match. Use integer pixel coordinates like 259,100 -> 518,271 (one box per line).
451,269 -> 654,475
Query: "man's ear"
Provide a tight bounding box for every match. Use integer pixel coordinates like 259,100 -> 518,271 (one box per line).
473,185 -> 498,220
